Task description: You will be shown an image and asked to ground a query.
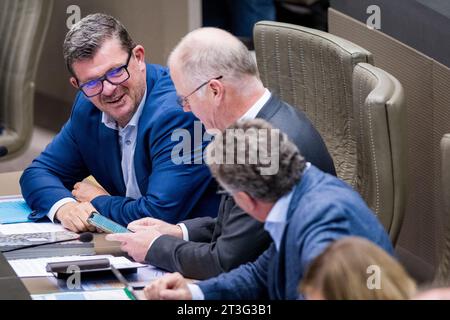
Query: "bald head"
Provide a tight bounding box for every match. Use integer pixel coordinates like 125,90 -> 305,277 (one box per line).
182,27 -> 239,47
168,27 -> 259,88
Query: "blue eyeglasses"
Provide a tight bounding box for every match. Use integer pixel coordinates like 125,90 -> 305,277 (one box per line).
177,75 -> 223,107
77,49 -> 134,98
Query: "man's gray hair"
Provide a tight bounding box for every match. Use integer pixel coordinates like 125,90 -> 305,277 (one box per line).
207,119 -> 306,202
63,13 -> 135,76
167,27 -> 258,88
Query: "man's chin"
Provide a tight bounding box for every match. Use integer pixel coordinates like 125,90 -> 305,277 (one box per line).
105,107 -> 134,125
104,93 -> 128,108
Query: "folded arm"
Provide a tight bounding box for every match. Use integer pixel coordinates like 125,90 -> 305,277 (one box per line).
20,109 -> 89,221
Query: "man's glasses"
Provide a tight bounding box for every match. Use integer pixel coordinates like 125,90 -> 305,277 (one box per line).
177,75 -> 223,107
77,49 -> 134,98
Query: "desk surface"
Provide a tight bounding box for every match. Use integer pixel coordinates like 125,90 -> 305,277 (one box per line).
21,233 -> 127,296
0,171 -> 145,299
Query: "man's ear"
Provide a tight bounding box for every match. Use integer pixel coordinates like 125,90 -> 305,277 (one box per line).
70,77 -> 79,89
133,45 -> 146,71
209,78 -> 224,101
233,191 -> 256,213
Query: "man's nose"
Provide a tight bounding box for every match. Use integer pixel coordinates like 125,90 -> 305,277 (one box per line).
102,80 -> 118,96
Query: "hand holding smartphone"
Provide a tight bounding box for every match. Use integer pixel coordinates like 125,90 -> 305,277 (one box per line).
87,212 -> 131,233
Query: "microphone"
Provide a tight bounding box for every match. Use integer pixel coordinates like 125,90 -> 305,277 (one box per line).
0,146 -> 8,158
0,232 -> 93,253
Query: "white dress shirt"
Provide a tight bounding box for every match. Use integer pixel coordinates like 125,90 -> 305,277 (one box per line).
176,88 -> 272,240
238,88 -> 271,121
263,191 -> 294,251
47,89 -> 147,222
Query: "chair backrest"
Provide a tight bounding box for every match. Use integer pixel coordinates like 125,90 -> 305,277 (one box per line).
434,134 -> 450,285
352,63 -> 407,245
254,21 -> 407,243
0,0 -> 53,160
254,21 -> 373,184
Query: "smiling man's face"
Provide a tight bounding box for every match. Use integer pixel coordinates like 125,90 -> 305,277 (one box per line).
70,37 -> 146,127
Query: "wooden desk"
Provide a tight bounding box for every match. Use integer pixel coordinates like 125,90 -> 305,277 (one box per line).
21,233 -> 124,295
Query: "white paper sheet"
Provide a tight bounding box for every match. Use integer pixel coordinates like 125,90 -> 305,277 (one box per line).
0,222 -> 67,235
0,195 -> 23,202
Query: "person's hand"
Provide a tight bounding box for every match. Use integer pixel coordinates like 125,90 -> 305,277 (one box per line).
105,228 -> 162,263
128,217 -> 183,238
72,181 -> 109,203
55,202 -> 97,233
144,273 -> 192,300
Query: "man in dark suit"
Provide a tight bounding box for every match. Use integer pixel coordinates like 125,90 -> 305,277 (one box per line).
20,14 -> 220,232
106,27 -> 335,279
143,119 -> 394,300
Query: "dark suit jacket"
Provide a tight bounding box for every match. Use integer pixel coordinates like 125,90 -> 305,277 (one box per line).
146,95 -> 335,279
198,166 -> 394,299
20,64 -> 220,226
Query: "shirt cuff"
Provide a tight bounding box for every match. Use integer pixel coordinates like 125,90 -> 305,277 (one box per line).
177,223 -> 189,241
47,198 -> 77,222
187,284 -> 205,300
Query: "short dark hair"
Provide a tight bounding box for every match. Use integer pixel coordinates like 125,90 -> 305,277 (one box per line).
63,13 -> 136,75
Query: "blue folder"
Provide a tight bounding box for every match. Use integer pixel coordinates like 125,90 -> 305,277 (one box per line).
0,199 -> 33,224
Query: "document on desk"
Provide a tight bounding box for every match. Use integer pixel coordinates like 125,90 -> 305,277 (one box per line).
0,222 -> 66,235
9,255 -> 145,278
31,289 -> 131,300
0,196 -> 32,224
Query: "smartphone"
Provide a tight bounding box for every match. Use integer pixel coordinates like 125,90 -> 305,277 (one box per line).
87,212 -> 131,234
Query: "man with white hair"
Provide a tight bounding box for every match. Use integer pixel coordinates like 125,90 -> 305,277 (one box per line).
107,27 -> 335,280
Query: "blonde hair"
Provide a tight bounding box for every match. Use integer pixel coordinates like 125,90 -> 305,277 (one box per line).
299,237 -> 416,300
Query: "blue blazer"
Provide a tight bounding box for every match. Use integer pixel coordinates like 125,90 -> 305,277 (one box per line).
198,165 -> 394,300
20,64 -> 220,226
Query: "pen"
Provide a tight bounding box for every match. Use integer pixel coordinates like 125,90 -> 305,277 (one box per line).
110,264 -> 138,300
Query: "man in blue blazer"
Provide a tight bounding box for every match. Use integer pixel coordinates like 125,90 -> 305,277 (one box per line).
19,14 -> 220,232
143,119 -> 394,300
